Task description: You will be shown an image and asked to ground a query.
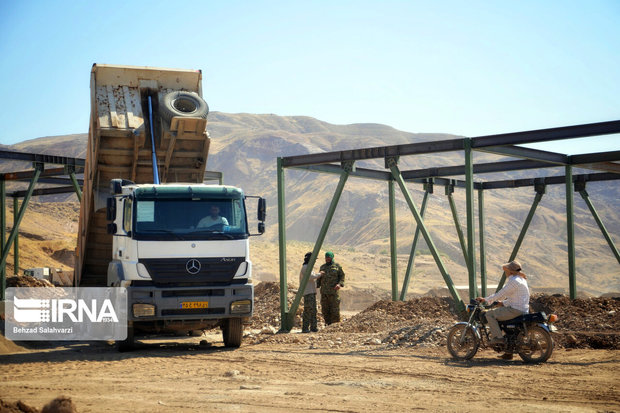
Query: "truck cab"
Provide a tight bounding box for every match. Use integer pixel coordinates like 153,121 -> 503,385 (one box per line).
107,180 -> 265,349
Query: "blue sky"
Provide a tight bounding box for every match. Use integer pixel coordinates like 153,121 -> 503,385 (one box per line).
0,0 -> 618,154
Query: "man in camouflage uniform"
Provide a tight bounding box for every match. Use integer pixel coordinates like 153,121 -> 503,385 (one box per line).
318,251 -> 345,325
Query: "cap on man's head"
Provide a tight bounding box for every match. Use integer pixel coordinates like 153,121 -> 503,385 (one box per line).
502,260 -> 522,272
325,251 -> 334,258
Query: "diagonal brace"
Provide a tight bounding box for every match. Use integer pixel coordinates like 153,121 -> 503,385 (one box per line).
387,158 -> 465,313
400,188 -> 430,301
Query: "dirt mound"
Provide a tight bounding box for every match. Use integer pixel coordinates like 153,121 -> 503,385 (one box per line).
6,275 -> 55,288
0,335 -> 26,354
0,399 -> 38,413
250,283 -> 620,349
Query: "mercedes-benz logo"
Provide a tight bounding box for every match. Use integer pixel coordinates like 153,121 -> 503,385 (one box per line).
186,259 -> 201,275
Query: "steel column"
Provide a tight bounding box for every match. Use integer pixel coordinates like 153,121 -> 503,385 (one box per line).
283,161 -> 354,331
566,166 -> 577,298
446,185 -> 469,268
578,188 -> 620,264
0,165 -> 42,271
387,158 -> 465,313
464,139 -> 477,299
400,188 -> 430,301
277,157 -> 289,327
496,186 -> 545,290
389,179 -> 398,300
13,197 -> 19,275
478,189 -> 487,297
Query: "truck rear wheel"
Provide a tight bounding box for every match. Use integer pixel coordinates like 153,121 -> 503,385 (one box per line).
222,318 -> 243,348
159,91 -> 209,123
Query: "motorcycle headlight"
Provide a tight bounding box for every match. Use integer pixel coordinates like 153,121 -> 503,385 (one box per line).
548,314 -> 558,323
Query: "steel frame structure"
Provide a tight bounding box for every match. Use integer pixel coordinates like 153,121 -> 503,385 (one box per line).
0,149 -> 85,299
277,120 -> 620,331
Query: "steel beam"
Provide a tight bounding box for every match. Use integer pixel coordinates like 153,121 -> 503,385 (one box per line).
571,150 -> 620,165
0,149 -> 85,167
577,188 -> 620,264
401,159 -> 554,180
566,166 -> 577,298
474,145 -> 568,164
13,197 -> 19,275
290,164 -> 391,181
277,157 -> 289,328
284,161 -> 354,331
281,139 -> 465,168
464,139 -> 477,299
400,187 -> 430,301
389,179 -> 398,300
387,158 -> 465,313
0,166 -> 84,181
497,187 -> 545,290
481,172 -> 620,190
478,189 -> 487,297
472,120 -> 620,147
10,186 -> 78,198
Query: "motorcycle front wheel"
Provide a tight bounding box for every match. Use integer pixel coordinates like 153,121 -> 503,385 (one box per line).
518,325 -> 554,363
447,324 -> 479,360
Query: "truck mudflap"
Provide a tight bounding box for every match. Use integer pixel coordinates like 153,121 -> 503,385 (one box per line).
126,283 -> 253,322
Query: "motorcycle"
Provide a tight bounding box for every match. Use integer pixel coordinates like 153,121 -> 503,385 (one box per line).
447,299 -> 558,363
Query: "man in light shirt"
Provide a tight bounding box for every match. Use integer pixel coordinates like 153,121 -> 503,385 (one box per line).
197,205 -> 229,228
476,260 -> 530,345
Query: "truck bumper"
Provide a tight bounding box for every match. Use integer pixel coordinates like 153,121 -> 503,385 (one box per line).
126,283 -> 253,324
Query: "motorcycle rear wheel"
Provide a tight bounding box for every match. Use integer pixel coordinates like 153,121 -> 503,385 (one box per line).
447,324 -> 479,360
518,325 -> 553,363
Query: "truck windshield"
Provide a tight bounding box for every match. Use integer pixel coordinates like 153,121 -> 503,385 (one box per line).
133,197 -> 248,241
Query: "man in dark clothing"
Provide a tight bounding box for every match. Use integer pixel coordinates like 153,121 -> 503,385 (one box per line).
318,251 -> 345,325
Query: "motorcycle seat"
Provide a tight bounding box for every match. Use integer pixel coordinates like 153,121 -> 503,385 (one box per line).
500,311 -> 547,325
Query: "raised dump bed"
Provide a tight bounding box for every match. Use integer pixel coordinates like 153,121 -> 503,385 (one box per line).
76,64 -> 211,286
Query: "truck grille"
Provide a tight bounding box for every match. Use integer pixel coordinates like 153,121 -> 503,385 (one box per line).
139,257 -> 244,285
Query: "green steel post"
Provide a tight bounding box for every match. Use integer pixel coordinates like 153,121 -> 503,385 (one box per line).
578,189 -> 620,264
389,179 -> 398,301
464,139 -> 477,300
478,189 -> 487,297
446,186 -> 469,268
387,158 -> 465,313
285,161 -> 354,330
1,179 -> 5,300
69,171 -> 82,202
0,165 -> 42,270
400,189 -> 430,301
566,166 -> 576,299
496,187 -> 544,290
13,197 -> 19,275
277,158 -> 289,330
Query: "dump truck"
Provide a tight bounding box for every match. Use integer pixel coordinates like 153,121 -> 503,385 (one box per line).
75,64 -> 265,350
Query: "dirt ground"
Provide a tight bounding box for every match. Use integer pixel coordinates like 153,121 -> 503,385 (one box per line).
0,337 -> 618,412
1,281 -> 619,412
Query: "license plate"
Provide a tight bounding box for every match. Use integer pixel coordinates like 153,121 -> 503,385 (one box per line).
181,301 -> 209,309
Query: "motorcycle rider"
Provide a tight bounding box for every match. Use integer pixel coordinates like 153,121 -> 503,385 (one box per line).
476,260 -> 530,349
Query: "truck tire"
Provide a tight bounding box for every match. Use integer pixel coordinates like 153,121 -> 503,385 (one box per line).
116,323 -> 135,352
222,318 -> 243,348
159,91 -> 209,123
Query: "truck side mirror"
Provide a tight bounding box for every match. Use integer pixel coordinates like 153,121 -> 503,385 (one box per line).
106,197 -> 116,221
257,198 -> 266,222
257,222 -> 265,235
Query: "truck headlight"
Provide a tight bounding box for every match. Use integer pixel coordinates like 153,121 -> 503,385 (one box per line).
133,303 -> 156,317
233,262 -> 249,278
230,300 -> 251,314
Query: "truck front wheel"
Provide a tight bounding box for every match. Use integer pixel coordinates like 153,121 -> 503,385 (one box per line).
116,323 -> 135,352
222,318 -> 243,348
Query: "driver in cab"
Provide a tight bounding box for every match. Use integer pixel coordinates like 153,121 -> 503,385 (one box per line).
197,205 -> 229,228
